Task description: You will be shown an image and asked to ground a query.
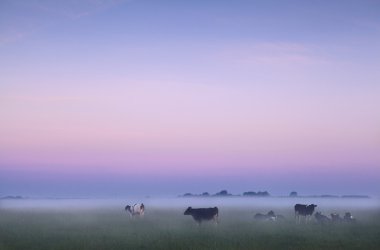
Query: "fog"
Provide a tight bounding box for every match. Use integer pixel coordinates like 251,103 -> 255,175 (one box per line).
1,197 -> 379,212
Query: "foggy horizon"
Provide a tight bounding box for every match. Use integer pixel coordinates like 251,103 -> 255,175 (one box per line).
1,167 -> 379,199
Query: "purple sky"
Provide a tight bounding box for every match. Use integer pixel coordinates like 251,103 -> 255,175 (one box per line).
1,0 -> 379,197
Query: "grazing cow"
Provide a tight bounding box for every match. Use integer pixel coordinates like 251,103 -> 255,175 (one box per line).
184,207 -> 219,225
125,203 -> 145,218
343,212 -> 356,223
314,212 -> 331,224
331,213 -> 343,223
294,204 -> 317,223
254,211 -> 277,221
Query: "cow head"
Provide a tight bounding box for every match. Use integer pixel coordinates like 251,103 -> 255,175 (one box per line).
184,207 -> 192,215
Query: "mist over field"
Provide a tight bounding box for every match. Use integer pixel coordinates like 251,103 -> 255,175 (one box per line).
1,196 -> 379,222
1,196 -> 380,210
1,197 -> 380,250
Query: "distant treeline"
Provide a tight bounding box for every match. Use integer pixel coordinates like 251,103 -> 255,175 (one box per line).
0,196 -> 24,200
180,191 -> 370,198
181,190 -> 270,197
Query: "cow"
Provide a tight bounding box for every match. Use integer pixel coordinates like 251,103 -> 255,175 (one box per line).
184,207 -> 219,225
343,212 -> 356,223
254,210 -> 277,221
294,204 -> 317,223
314,212 -> 331,224
125,203 -> 145,218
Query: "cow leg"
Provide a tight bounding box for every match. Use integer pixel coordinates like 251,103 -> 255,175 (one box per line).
295,213 -> 300,224
214,215 -> 219,225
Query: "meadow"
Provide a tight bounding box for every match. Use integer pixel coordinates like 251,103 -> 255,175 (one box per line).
0,198 -> 379,250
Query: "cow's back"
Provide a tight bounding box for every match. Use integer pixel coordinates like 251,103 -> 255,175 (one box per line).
295,204 -> 306,213
192,207 -> 218,220
132,203 -> 144,215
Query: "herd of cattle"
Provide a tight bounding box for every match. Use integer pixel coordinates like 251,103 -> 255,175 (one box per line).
293,203 -> 355,224
125,203 -> 356,225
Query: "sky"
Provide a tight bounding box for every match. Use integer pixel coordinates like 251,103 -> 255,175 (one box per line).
0,0 -> 379,198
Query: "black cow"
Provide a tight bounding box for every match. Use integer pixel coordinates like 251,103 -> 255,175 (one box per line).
294,204 -> 317,223
314,212 -> 331,224
184,207 -> 219,225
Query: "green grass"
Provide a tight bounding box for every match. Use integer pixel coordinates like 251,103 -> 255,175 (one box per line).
0,206 -> 379,250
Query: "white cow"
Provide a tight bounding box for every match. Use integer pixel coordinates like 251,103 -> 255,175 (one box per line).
125,203 -> 145,218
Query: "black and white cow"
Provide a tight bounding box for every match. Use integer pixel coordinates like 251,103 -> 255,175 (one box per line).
254,211 -> 277,221
254,211 -> 286,222
125,203 -> 145,218
343,212 -> 356,223
184,207 -> 219,225
294,204 -> 317,223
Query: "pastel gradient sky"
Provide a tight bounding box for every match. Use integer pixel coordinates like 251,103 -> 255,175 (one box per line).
1,0 -> 379,197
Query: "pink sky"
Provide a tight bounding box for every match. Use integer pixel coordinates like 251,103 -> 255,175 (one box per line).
1,0 -> 380,196
2,82 -> 379,175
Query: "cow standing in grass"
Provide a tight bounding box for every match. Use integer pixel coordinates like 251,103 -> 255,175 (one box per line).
314,212 -> 331,224
125,203 -> 145,218
184,207 -> 219,225
343,212 -> 356,223
294,204 -> 317,223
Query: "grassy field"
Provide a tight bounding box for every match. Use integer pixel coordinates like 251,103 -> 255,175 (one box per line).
1,200 -> 380,250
